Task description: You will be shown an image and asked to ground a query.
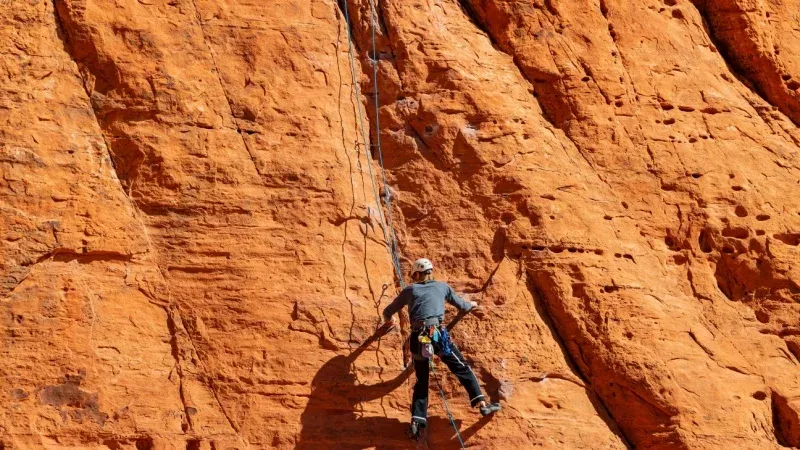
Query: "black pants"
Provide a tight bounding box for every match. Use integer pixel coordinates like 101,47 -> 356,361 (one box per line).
409,329 -> 484,424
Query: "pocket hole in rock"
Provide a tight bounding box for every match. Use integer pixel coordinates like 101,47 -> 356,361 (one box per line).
722,227 -> 748,239
698,230 -> 713,253
774,233 -> 800,246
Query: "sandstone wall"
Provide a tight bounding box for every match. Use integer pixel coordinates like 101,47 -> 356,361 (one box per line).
1,0 -> 799,449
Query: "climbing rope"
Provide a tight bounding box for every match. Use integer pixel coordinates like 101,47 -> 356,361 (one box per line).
366,0 -> 404,288
431,360 -> 467,449
341,0 -> 405,288
341,3 -> 465,448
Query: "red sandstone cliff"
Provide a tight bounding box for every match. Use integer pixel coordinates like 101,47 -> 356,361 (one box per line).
2,0 -> 800,448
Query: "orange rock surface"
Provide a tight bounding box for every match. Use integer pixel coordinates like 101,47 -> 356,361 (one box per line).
2,0 -> 800,448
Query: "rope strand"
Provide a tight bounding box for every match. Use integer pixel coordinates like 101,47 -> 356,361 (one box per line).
341,2 -> 465,448
341,0 -> 405,288
431,360 -> 468,449
366,0 -> 405,288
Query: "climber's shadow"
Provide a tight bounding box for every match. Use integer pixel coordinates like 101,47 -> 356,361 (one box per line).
424,414 -> 492,449
297,326 -> 414,449
298,325 -> 494,449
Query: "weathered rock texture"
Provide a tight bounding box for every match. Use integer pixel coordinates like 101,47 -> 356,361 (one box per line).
2,0 -> 800,448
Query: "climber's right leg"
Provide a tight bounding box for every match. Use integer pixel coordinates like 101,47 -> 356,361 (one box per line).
409,329 -> 429,439
410,357 -> 429,437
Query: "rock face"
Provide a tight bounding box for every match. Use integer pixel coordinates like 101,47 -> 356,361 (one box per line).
1,0 -> 800,448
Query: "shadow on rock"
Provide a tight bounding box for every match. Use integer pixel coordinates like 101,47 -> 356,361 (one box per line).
297,327 -> 414,449
297,326 -> 495,449
424,414 -> 492,449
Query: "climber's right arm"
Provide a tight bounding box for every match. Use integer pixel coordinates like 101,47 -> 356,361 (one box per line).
382,288 -> 410,326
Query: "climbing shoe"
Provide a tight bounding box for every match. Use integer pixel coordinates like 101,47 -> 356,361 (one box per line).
409,420 -> 426,440
479,402 -> 502,416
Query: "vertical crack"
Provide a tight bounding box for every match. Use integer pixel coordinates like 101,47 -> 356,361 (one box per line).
166,308 -> 195,433
51,1 -> 123,191
457,0 -> 619,194
187,0 -> 264,179
456,0 -> 492,38
689,0 -> 800,127
772,390 -> 800,447
527,274 -> 634,449
458,0 -> 558,127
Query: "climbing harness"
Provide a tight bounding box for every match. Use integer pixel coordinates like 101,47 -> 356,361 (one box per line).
416,324 -> 452,358
439,326 -> 454,357
341,0 -> 405,288
418,332 -> 434,359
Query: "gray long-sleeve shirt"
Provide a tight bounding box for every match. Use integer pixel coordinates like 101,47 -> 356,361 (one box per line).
382,280 -> 473,328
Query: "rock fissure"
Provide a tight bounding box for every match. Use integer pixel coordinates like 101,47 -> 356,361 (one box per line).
461,0 -> 559,128
691,0 -> 800,127
186,0 -> 264,181
166,309 -> 195,434
526,274 -> 634,449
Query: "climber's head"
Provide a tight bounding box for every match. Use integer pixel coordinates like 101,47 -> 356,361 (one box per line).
411,258 -> 434,282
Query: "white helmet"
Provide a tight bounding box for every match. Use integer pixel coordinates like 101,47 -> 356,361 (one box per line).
412,258 -> 434,274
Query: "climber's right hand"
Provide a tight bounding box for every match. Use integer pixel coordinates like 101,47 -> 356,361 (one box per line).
468,302 -> 486,318
381,317 -> 397,331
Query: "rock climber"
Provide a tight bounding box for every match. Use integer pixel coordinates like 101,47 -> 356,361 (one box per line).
382,258 -> 501,439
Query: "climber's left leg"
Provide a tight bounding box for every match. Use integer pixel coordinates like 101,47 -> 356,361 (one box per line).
439,344 -> 501,416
